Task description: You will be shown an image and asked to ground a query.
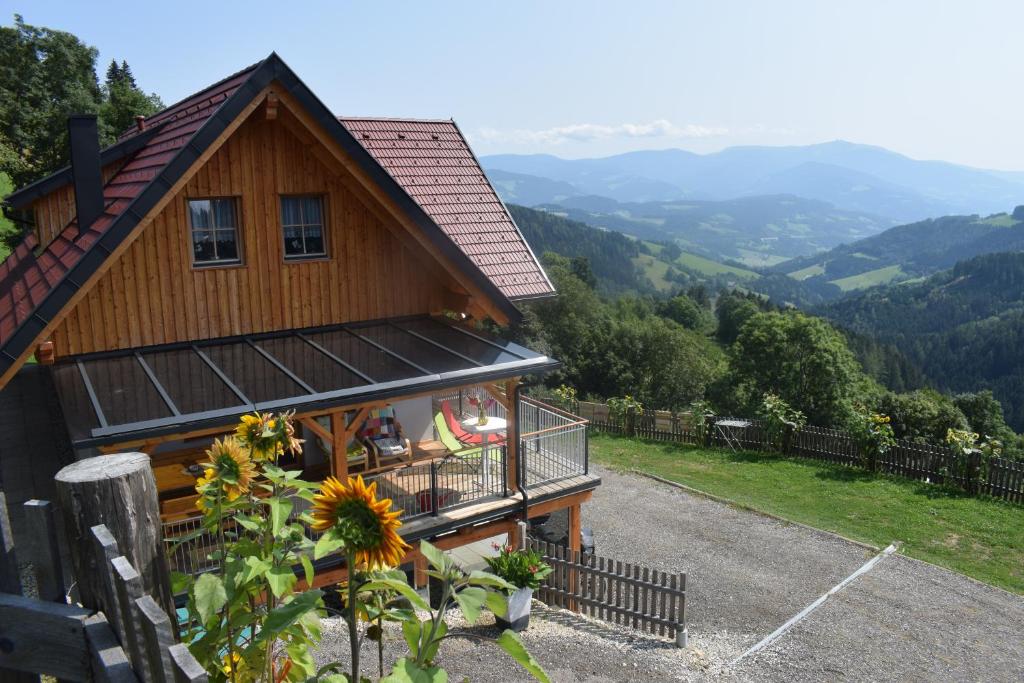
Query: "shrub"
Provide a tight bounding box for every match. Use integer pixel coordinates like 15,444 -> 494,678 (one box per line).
757,393 -> 805,451
849,405 -> 896,471
485,543 -> 553,591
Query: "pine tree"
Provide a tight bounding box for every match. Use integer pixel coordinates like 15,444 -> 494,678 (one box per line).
119,59 -> 135,88
105,58 -> 122,86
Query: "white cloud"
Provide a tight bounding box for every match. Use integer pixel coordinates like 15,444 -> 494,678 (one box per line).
475,119 -> 729,145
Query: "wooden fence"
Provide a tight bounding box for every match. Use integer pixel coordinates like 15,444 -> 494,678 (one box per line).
566,398 -> 1024,505
527,538 -> 687,647
0,487 -> 207,681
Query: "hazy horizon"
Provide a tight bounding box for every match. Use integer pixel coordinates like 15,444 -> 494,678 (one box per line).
10,0 -> 1024,171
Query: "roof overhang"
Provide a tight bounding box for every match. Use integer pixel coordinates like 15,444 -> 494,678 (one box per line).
51,315 -> 558,449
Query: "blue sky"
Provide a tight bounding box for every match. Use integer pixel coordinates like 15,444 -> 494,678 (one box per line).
7,1 -> 1024,169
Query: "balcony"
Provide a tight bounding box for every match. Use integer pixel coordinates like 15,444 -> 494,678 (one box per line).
162,392 -> 596,577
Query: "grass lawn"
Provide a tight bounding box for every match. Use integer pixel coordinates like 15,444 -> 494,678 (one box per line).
829,264 -> 904,291
590,433 -> 1024,594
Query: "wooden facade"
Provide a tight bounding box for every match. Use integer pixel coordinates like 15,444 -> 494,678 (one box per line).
49,112 -> 458,356
30,161 -> 125,247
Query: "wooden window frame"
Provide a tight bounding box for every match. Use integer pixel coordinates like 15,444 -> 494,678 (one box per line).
280,194 -> 329,262
186,196 -> 244,269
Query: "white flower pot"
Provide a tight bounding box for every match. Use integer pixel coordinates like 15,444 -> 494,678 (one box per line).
495,586 -> 533,632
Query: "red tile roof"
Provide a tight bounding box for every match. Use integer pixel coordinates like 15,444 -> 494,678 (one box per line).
0,66 -> 258,356
339,118 -> 554,300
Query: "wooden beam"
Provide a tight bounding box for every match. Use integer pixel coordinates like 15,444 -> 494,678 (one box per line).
0,86 -> 275,389
264,92 -> 279,120
567,502 -> 582,610
526,489 -> 594,520
0,592 -> 92,680
330,410 -> 348,480
272,88 -> 509,325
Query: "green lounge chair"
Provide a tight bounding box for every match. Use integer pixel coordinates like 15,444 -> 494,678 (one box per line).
434,412 -> 482,473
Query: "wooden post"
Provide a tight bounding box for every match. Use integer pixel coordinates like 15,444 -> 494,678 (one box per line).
22,500 -> 67,602
330,410 -> 349,480
567,503 -> 582,612
55,453 -> 175,619
0,491 -> 42,683
505,378 -> 520,494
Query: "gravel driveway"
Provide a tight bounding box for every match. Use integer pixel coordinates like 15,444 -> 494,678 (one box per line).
585,464 -> 1024,681
313,464 -> 1023,681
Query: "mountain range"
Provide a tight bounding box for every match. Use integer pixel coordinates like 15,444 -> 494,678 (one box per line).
483,140 -> 1024,225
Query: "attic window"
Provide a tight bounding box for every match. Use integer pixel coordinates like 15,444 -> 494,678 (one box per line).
281,195 -> 327,260
188,198 -> 241,266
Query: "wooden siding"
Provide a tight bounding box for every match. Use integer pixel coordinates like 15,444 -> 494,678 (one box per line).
30,162 -> 125,247
51,114 -> 453,356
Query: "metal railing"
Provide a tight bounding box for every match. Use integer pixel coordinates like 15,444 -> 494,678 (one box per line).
163,444 -> 508,577
520,395 -> 589,488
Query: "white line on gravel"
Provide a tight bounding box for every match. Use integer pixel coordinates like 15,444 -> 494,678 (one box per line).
730,542 -> 899,666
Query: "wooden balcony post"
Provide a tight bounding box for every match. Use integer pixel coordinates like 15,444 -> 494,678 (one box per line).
330,410 -> 348,480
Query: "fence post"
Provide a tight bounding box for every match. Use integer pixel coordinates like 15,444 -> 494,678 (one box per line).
55,453 -> 175,619
429,461 -> 439,517
22,500 -> 67,603
0,491 -> 43,683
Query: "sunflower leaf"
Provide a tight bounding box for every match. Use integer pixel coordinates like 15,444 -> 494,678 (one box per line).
267,497 -> 292,536
314,531 -> 346,560
466,570 -> 514,591
485,590 -> 508,617
496,629 -> 551,683
361,578 -> 430,612
267,565 -> 297,597
194,573 -> 227,624
453,586 -> 487,624
382,656 -> 448,683
260,590 -> 323,638
300,554 -> 315,587
419,541 -> 448,572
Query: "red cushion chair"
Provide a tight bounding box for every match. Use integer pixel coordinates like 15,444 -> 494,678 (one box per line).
441,400 -> 484,445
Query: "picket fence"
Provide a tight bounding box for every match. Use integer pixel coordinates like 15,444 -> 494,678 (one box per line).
553,398 -> 1024,504
527,538 -> 687,647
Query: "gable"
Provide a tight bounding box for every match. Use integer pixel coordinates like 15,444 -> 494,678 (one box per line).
52,112 -> 461,355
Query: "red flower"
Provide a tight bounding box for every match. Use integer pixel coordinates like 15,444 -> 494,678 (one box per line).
529,565 -> 538,573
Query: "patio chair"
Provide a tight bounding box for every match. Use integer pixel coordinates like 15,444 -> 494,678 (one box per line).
314,415 -> 370,472
358,406 -> 412,467
440,400 -> 484,445
433,412 -> 482,473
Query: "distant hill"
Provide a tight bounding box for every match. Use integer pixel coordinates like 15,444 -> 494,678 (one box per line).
774,207 -> 1024,294
507,204 -> 646,293
485,169 -> 581,206
534,194 -> 891,267
482,141 -> 1024,224
818,252 -> 1024,429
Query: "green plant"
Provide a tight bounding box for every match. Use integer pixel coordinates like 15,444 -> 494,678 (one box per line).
484,543 -> 553,591
756,393 -> 805,452
551,384 -> 578,412
176,412 -> 324,682
688,400 -> 715,445
849,405 -> 896,471
363,542 -> 551,683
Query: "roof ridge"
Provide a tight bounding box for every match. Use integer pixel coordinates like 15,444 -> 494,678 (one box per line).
338,116 -> 455,124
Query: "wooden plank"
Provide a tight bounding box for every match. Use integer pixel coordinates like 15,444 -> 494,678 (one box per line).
84,613 -> 138,683
0,592 -> 92,680
91,525 -> 126,643
22,500 -> 66,602
136,595 -> 176,683
0,490 -> 21,594
111,556 -> 149,680
168,644 -> 207,683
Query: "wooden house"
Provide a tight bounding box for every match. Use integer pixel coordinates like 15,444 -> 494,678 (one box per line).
0,53 -> 598,585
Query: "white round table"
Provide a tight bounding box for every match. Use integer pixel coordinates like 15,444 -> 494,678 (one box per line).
461,416 -> 507,491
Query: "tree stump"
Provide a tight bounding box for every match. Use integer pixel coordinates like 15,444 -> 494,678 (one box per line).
55,453 -> 174,618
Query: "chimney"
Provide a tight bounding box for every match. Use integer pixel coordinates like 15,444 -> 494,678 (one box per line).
67,115 -> 104,234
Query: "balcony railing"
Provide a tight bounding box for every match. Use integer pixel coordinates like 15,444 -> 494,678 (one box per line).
164,394 -> 589,577
519,396 -> 589,488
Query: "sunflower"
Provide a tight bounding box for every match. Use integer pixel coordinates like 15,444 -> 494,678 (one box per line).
235,412 -> 304,462
195,437 -> 256,510
310,476 -> 410,569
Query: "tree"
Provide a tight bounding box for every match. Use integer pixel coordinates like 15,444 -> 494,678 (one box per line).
104,59 -> 122,86
729,310 -> 875,426
878,390 -> 968,443
715,290 -> 765,345
659,294 -> 710,331
0,15 -> 102,188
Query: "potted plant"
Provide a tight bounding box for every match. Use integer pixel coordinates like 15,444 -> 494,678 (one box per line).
485,543 -> 552,631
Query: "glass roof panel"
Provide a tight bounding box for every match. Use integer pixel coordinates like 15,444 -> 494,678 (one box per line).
353,323 -> 467,373
255,336 -> 368,393
304,329 -> 420,383
143,348 -> 246,414
200,342 -> 308,403
81,356 -> 174,426
402,318 -> 526,365
51,363 -> 100,442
